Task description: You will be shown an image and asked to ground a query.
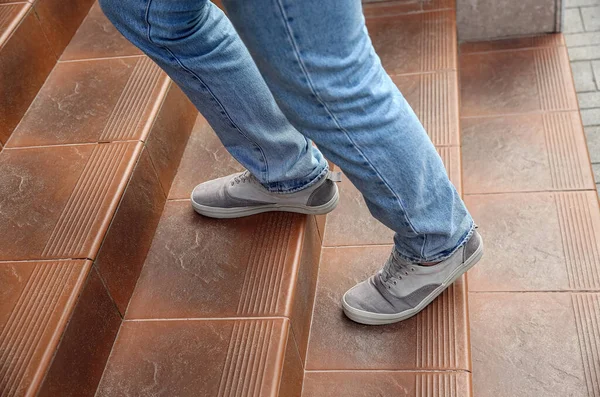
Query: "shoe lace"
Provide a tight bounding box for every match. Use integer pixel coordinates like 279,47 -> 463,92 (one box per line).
379,252 -> 416,289
231,171 -> 258,186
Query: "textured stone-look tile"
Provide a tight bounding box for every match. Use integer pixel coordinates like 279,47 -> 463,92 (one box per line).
60,2 -> 142,60
0,142 -> 141,261
168,118 -> 243,199
302,371 -> 472,397
280,329 -> 303,397
460,46 -> 578,117
571,293 -> 600,397
392,72 -> 459,146
363,0 -> 455,18
469,293 -> 589,397
0,260 -> 90,396
0,3 -> 56,145
462,112 -> 594,194
96,318 -> 289,397
94,149 -> 165,315
306,247 -> 469,370
145,84 -> 197,196
290,215 -> 321,365
33,0 -> 95,57
323,147 -> 462,247
126,201 -> 307,319
8,57 -> 169,147
460,34 -> 565,54
37,267 -> 121,397
466,192 -> 600,291
457,0 -> 556,41
367,10 -> 456,75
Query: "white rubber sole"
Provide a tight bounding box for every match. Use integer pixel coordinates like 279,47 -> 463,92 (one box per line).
342,240 -> 484,325
191,188 -> 340,219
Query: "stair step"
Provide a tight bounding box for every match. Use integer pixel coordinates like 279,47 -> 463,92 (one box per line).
302,372 -> 472,396
302,1 -> 472,394
459,36 -> 600,397
0,2 -> 55,145
96,0 -> 473,396
0,0 -> 96,147
0,2 -> 196,394
97,118 -> 323,397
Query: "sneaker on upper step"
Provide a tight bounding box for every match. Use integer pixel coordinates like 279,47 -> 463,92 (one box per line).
191,170 -> 340,218
342,230 -> 484,325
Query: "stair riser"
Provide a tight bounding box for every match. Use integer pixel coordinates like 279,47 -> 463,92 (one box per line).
0,0 -> 96,147
0,4 -> 55,146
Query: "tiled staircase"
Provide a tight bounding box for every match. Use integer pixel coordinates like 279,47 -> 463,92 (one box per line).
1,0 -> 597,396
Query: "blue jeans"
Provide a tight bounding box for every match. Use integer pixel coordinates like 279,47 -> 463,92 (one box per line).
99,0 -> 474,263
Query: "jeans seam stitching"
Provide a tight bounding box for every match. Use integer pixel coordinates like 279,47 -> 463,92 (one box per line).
274,0 -> 418,236
143,0 -> 270,183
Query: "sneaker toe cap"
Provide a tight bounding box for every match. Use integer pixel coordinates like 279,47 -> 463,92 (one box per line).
191,178 -> 227,206
342,277 -> 398,315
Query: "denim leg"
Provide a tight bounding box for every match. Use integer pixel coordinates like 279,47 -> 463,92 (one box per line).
222,0 -> 474,262
99,0 -> 328,193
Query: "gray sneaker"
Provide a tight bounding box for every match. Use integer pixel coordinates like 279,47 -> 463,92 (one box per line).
342,230 -> 483,325
191,170 -> 340,218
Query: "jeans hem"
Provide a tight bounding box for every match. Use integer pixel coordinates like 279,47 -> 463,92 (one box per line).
393,220 -> 476,264
262,163 -> 329,194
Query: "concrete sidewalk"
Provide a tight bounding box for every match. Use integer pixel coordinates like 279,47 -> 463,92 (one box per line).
564,0 -> 600,194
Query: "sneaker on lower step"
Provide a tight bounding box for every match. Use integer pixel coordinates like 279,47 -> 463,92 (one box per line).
191,170 -> 341,218
342,230 -> 483,325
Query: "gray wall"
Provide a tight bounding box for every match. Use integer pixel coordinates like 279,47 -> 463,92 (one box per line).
457,0 -> 563,41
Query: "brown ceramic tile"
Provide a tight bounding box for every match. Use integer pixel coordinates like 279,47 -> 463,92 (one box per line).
0,3 -> 56,144
571,293 -> 600,397
0,259 -> 91,396
96,318 -> 288,396
306,246 -> 470,370
126,200 -> 307,319
60,2 -> 142,60
367,10 -> 456,75
465,191 -> 600,292
364,0 -> 426,17
323,146 -> 461,247
94,149 -> 165,315
280,327 -> 304,397
37,266 -> 121,397
315,213 -> 326,242
392,72 -> 460,146
460,34 -> 564,54
145,83 -> 197,196
469,293 -> 590,397
290,214 -> 321,365
462,112 -> 595,194
168,117 -> 243,199
7,56 -> 169,147
302,371 -> 472,397
33,0 -> 95,57
363,0 -> 455,18
0,142 -> 141,261
460,46 -> 578,117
